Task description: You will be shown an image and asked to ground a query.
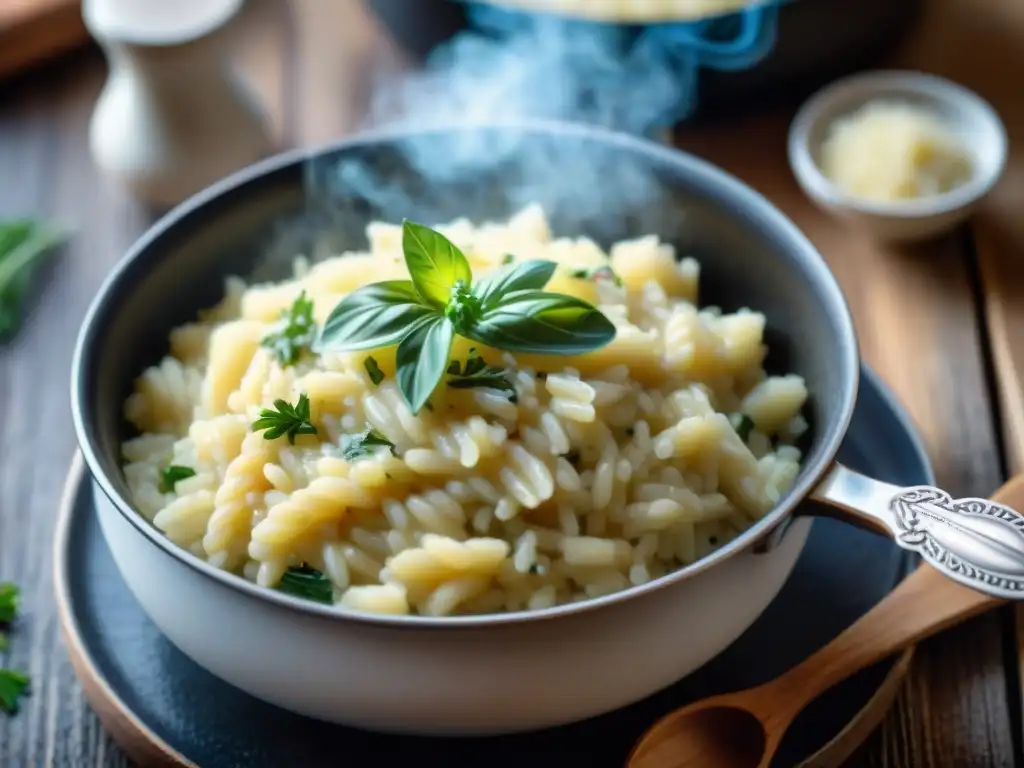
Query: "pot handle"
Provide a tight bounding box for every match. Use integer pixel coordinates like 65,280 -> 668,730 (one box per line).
810,463 -> 1024,600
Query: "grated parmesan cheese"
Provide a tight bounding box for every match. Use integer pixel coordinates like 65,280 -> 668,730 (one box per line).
819,100 -> 973,203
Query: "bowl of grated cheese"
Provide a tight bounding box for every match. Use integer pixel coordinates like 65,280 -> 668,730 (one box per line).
787,69 -> 1008,242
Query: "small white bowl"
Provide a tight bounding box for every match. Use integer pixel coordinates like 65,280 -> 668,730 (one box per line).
788,70 -> 1008,242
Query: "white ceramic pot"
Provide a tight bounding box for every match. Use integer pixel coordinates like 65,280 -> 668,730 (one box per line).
93,481 -> 810,733
72,123 -> 1024,738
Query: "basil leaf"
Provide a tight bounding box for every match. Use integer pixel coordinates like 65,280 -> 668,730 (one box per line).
472,259 -> 557,307
395,316 -> 454,415
466,290 -> 616,355
402,220 -> 472,309
317,280 -> 437,352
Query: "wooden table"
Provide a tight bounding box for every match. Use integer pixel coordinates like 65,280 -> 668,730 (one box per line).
1,0 -> 1023,765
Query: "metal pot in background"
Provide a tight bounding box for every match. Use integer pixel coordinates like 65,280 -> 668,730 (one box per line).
365,0 -> 924,124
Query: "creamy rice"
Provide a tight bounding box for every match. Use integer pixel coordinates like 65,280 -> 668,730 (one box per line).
120,205 -> 808,617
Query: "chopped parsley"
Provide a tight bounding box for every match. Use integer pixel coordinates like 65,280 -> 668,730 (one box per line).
252,394 -> 318,445
278,564 -> 334,604
569,265 -> 623,287
364,356 -> 385,386
446,348 -> 518,402
501,254 -> 515,265
730,413 -> 755,442
340,429 -> 397,462
261,291 -> 317,367
159,465 -> 196,494
0,583 -> 29,715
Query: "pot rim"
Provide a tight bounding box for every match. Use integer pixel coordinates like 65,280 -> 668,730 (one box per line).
70,118 -> 860,629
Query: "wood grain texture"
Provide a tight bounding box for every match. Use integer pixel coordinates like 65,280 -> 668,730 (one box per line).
676,1 -> 1021,763
0,0 -> 90,81
677,108 -> 1013,767
0,0 -> 1018,766
632,469 -> 1024,768
951,0 -> 1024,748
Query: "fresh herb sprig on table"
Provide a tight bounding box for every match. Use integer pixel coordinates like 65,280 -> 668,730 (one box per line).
252,394 -> 318,444
261,291 -> 317,367
317,220 -> 616,414
0,220 -> 65,342
0,582 -> 30,715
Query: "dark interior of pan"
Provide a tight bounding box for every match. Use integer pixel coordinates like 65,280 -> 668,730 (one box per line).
365,0 -> 924,127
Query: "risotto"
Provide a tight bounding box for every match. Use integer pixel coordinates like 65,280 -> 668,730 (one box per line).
120,205 -> 808,617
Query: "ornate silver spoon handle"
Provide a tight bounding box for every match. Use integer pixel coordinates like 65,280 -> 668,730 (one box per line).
813,464 -> 1024,600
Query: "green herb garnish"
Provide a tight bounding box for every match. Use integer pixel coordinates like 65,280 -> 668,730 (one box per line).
261,290 -> 317,367
252,394 -> 318,444
0,583 -> 28,715
317,221 -> 616,414
730,413 -> 755,442
278,564 -> 334,604
501,254 -> 515,265
446,348 -> 518,402
0,583 -> 15,653
364,356 -> 385,386
0,670 -> 29,715
569,265 -> 623,287
0,584 -> 17,625
340,429 -> 397,462
0,220 -> 65,341
160,465 -> 196,494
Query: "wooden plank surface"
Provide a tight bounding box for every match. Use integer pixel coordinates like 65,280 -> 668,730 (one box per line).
0,0 -> 1018,765
0,0 -> 89,80
951,0 -> 1024,748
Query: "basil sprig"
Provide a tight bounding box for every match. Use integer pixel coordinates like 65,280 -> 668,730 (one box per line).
317,220 -> 616,414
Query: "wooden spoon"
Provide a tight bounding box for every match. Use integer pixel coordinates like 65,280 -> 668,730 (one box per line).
628,475 -> 1024,768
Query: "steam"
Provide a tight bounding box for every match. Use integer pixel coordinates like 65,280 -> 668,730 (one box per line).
260,5 -> 715,278
370,5 -> 696,137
